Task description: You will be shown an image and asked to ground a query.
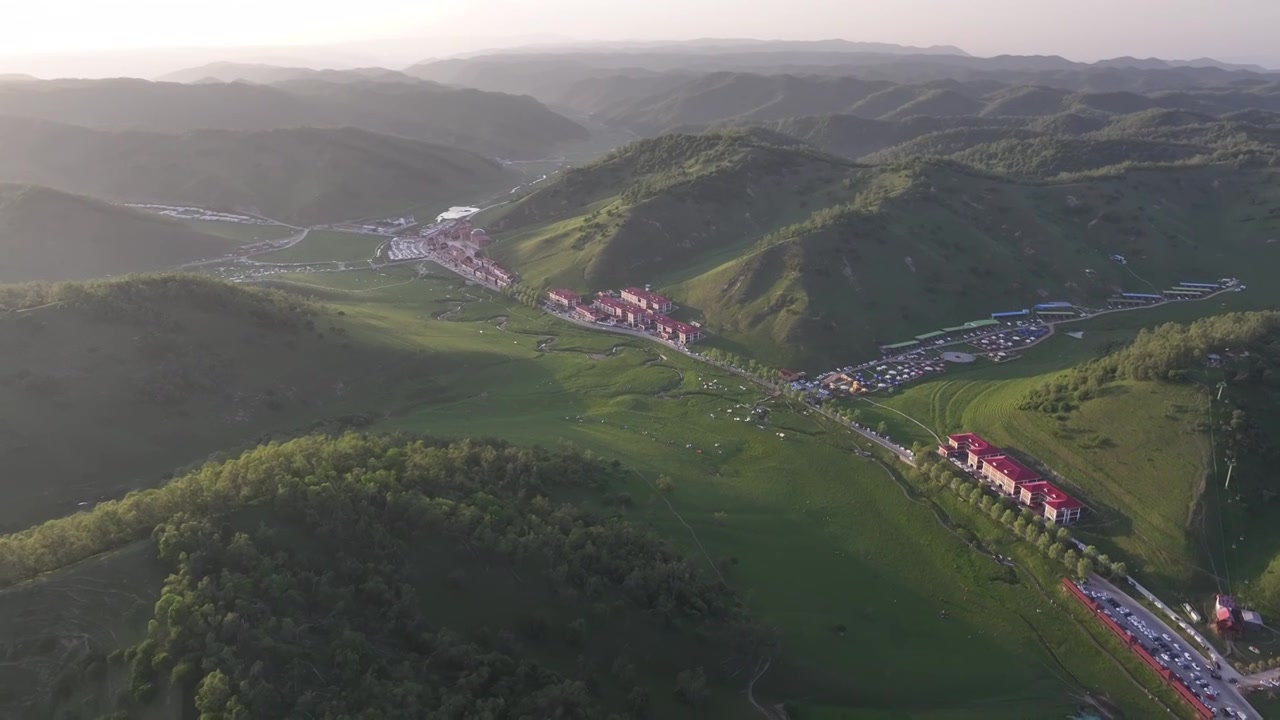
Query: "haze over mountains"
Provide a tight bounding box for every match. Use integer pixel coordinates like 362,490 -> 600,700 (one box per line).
6,31 -> 1280,720
0,75 -> 585,160
0,117 -> 514,225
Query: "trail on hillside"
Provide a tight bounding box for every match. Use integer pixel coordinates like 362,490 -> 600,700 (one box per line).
856,396 -> 942,444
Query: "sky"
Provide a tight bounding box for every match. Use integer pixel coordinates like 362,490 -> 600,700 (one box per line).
3,0 -> 1279,72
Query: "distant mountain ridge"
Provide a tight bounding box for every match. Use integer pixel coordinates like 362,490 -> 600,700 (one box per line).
0,117 -> 515,225
410,49 -> 1279,93
0,76 -> 587,160
157,62 -> 423,85
531,71 -> 1280,137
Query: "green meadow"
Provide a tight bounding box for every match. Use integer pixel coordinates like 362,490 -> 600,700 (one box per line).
246,266 -> 1202,718
846,287 -> 1280,618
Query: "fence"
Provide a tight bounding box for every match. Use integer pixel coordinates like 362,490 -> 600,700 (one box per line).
1061,578 -> 1214,720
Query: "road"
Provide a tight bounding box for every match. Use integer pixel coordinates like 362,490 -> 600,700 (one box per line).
178,228 -> 312,269
1085,574 -> 1259,719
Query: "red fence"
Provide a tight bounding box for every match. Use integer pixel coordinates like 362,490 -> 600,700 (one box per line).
1061,578 -> 1214,720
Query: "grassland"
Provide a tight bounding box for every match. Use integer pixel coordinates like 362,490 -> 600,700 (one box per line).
223,266 -> 1197,718
0,275 -> 437,532
0,184 -> 237,283
845,289 -> 1280,619
484,130 -> 1280,368
0,264 -> 1255,718
255,229 -> 385,263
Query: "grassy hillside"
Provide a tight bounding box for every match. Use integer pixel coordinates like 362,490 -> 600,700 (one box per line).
0,77 -> 587,160
487,131 -> 1280,367
0,184 -> 236,283
536,71 -> 1280,137
0,274 -> 438,532
0,263 -> 1215,719
0,117 -> 514,225
0,435 -> 760,719
851,304 -> 1280,625
488,130 -> 853,289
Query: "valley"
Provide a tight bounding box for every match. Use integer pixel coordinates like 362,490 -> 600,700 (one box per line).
7,31 -> 1280,720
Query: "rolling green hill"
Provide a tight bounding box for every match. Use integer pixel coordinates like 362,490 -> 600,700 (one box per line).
0,265 -> 1200,720
0,184 -> 236,283
530,71 -> 1280,137
0,274 -> 439,533
487,131 -> 1280,368
487,131 -> 854,290
0,117 -> 514,225
0,435 -> 762,719
0,77 -> 587,160
854,307 -> 1280,638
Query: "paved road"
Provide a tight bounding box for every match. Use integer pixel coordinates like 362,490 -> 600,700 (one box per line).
178,228 -> 311,269
1085,574 -> 1259,719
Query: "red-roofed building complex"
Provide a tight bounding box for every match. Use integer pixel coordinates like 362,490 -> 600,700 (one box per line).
593,296 -> 631,319
941,431 -> 1084,524
938,433 -> 1001,468
573,305 -> 606,323
1018,481 -> 1084,525
548,289 -> 581,309
982,455 -> 1041,495
621,287 -> 674,313
654,315 -> 702,344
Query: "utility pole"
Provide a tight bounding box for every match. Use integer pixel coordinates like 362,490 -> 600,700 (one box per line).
1224,459 -> 1237,491
1216,381 -> 1227,401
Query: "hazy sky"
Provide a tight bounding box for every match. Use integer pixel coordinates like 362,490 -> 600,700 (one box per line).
3,0 -> 1278,65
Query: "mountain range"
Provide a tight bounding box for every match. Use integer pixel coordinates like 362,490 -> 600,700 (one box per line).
485,129 -> 1280,368
0,76 -> 586,160
0,117 -> 515,225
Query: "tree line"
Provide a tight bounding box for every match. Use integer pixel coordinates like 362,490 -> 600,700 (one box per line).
1021,311 -> 1280,414
2,434 -> 767,718
912,448 -> 1127,581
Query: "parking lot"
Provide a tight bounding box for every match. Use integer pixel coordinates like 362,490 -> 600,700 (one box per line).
1079,579 -> 1257,719
967,324 -> 1050,355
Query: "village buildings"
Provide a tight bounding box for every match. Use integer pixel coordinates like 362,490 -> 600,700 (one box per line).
621,287 -> 675,313
937,433 -> 1083,525
547,289 -> 581,309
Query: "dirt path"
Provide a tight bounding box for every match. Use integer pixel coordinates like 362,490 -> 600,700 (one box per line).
856,397 -> 942,444
746,658 -> 788,720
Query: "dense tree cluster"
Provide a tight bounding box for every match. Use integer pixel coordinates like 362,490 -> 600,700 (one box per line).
1021,311 -> 1280,414
3,435 -> 761,717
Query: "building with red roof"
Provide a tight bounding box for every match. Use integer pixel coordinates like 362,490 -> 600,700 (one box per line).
547,289 -> 581,308
625,306 -> 657,328
621,287 -> 674,313
981,455 -> 1040,495
1018,481 -> 1083,525
937,432 -> 1001,466
594,296 -> 631,319
573,305 -> 606,322
654,315 -> 702,344
1215,594 -> 1238,633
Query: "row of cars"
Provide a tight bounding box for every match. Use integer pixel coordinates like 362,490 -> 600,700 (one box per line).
1082,584 -> 1249,719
